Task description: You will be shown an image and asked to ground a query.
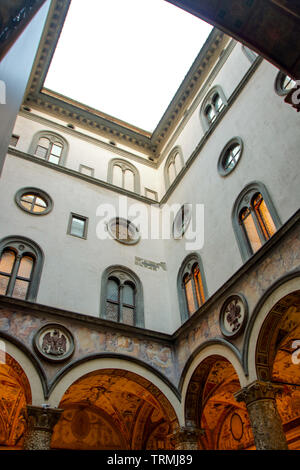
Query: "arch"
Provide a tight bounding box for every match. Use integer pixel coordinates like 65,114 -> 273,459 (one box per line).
51,365 -> 180,450
232,181 -> 281,262
0,235 -> 44,302
100,265 -> 144,328
200,85 -> 228,132
245,272 -> 300,383
182,347 -> 252,450
29,130 -> 69,166
181,342 -> 247,404
48,357 -> 182,415
164,146 -> 184,190
107,158 -> 141,194
177,252 -> 208,323
46,357 -> 183,450
0,333 -> 45,403
245,274 -> 300,448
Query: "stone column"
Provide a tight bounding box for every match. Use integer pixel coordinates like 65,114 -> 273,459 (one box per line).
23,405 -> 63,450
171,426 -> 203,450
234,380 -> 288,450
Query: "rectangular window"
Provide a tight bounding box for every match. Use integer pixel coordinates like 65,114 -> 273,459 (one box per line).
10,135 -> 19,147
145,188 -> 158,201
68,213 -> 88,239
79,164 -> 94,177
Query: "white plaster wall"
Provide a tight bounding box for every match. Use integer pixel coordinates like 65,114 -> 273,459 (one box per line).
12,115 -> 161,199
1,43 -> 299,335
159,42 -> 253,176
0,155 -> 172,333
162,59 -> 300,330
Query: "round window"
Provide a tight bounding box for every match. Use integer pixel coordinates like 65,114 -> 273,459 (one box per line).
172,204 -> 192,239
218,138 -> 243,176
275,71 -> 296,96
15,188 -> 53,215
108,217 -> 140,245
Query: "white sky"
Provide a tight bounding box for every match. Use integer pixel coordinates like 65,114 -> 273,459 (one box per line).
44,0 -> 213,133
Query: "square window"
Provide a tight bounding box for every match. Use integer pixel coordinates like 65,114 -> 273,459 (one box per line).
10,135 -> 19,147
145,188 -> 158,201
68,213 -> 88,239
79,164 -> 94,177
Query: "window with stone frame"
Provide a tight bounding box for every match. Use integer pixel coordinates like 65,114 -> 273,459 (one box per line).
101,266 -> 144,328
0,236 -> 43,302
164,147 -> 184,190
177,254 -> 208,323
108,158 -> 141,194
232,182 -> 281,261
200,86 -> 228,132
29,131 -> 68,166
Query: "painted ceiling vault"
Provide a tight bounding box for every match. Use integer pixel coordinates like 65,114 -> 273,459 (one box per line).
51,369 -> 178,450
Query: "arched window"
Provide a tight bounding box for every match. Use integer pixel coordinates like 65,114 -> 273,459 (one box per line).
164,147 -> 184,190
0,236 -> 43,301
100,266 -> 144,327
29,131 -> 68,166
177,254 -> 208,323
232,182 -> 281,261
108,159 -> 140,194
200,86 -> 227,132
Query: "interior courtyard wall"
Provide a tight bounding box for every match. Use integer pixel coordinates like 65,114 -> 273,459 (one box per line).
161,59 -> 300,329
0,155 -> 172,333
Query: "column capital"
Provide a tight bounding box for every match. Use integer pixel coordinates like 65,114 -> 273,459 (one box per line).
170,426 -> 204,450
23,405 -> 63,450
25,405 -> 63,431
234,380 -> 283,406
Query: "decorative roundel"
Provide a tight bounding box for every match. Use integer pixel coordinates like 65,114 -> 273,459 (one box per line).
230,412 -> 244,441
218,138 -> 243,176
275,71 -> 296,96
108,217 -> 140,245
15,187 -> 53,215
172,203 -> 192,239
219,294 -> 248,339
34,324 -> 75,362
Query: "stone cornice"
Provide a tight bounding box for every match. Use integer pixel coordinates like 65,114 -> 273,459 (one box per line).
18,109 -> 157,169
7,148 -> 158,205
23,0 -> 229,159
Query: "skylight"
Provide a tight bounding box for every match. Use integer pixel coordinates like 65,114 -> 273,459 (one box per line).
44,0 -> 213,133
